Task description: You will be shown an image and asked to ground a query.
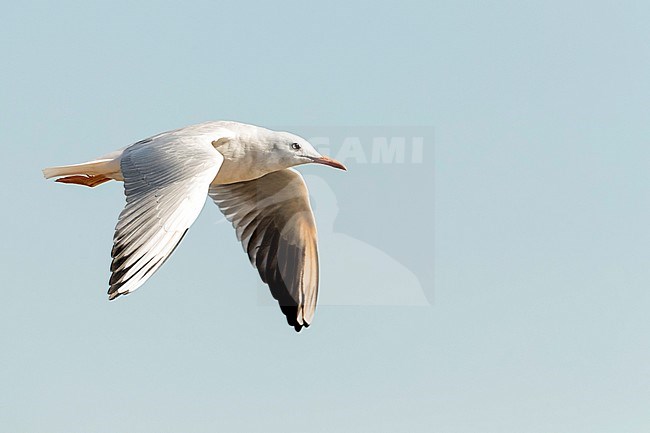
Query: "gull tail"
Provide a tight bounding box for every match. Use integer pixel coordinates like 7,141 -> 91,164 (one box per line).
43,151 -> 123,188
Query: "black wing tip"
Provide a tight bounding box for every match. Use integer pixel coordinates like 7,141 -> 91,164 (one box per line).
107,288 -> 125,300
293,321 -> 310,332
278,304 -> 311,332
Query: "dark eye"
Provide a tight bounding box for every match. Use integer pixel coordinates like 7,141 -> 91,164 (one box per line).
291,142 -> 301,150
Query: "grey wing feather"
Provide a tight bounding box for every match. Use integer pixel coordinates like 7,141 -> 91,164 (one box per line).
209,169 -> 319,331
109,135 -> 223,299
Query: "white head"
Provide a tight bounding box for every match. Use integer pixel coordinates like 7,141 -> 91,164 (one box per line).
212,123 -> 346,183
263,130 -> 347,172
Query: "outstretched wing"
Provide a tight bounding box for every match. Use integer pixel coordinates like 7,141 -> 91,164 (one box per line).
108,134 -> 224,299
209,169 -> 319,331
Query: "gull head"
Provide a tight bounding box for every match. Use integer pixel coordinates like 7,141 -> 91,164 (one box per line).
269,131 -> 347,171
212,123 -> 347,184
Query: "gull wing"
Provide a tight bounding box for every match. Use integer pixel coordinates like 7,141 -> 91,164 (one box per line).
209,169 -> 319,331
108,134 -> 224,299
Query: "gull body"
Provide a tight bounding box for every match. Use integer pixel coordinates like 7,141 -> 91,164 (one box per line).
43,121 -> 346,331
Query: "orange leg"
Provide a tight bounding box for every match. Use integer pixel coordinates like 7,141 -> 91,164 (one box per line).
55,175 -> 112,187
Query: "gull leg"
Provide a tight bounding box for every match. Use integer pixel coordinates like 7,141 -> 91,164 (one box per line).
55,174 -> 112,187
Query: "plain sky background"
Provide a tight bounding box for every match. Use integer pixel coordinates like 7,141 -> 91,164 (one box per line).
2,1 -> 649,432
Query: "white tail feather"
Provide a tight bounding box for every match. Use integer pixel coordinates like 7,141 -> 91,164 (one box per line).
42,159 -> 111,179
42,151 -> 123,181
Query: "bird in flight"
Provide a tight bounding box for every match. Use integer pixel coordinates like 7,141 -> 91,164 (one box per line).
43,121 -> 346,331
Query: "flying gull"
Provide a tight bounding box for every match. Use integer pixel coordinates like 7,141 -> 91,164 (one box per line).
42,121 -> 346,331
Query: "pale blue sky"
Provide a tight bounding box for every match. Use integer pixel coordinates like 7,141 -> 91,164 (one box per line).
2,1 -> 650,432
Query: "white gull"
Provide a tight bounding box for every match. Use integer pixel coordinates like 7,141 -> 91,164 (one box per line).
43,121 -> 346,331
